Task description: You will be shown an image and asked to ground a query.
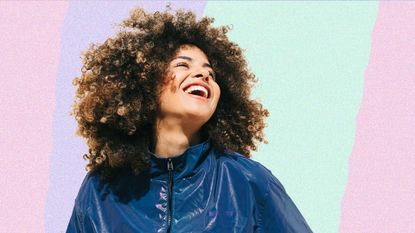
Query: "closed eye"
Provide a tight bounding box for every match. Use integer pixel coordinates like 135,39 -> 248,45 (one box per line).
175,62 -> 189,68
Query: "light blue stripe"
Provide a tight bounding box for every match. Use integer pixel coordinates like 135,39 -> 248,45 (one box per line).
205,1 -> 378,232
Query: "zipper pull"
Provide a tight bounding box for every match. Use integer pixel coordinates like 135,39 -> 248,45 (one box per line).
167,158 -> 174,171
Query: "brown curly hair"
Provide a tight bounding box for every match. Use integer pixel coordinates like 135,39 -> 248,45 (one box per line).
72,7 -> 269,181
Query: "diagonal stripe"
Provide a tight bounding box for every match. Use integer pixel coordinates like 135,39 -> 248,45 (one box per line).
205,2 -> 377,232
340,2 -> 415,232
0,2 -> 68,233
45,2 -> 206,232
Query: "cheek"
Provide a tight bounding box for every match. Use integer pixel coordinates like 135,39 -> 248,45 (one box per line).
157,90 -> 168,106
159,78 -> 179,96
214,84 -> 221,100
168,74 -> 177,91
167,73 -> 185,93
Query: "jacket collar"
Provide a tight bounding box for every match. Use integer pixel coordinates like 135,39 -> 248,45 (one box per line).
147,139 -> 212,180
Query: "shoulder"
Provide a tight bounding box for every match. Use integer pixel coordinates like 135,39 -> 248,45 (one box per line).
214,150 -> 286,198
215,150 -> 279,181
73,171 -> 106,211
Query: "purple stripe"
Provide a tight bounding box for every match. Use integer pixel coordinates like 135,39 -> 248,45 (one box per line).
45,2 -> 206,232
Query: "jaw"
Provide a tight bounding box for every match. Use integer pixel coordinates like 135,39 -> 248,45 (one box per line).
157,85 -> 219,130
176,92 -> 214,123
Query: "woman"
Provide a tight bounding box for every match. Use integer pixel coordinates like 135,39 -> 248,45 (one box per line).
67,7 -> 312,233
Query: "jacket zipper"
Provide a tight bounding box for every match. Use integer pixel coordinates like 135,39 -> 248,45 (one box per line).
167,158 -> 174,233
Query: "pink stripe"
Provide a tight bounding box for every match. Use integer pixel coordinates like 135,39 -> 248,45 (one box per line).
0,2 -> 68,232
340,2 -> 415,232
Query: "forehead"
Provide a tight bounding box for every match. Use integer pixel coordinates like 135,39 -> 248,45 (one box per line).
172,45 -> 209,62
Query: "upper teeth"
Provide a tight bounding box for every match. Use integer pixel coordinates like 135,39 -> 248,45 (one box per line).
184,85 -> 208,98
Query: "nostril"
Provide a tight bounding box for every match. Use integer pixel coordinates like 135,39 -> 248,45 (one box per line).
193,70 -> 210,80
194,73 -> 208,79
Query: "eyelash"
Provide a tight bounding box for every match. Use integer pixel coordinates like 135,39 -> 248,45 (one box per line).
175,62 -> 189,68
175,62 -> 216,80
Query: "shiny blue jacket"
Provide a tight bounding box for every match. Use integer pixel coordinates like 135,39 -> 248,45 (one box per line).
66,140 -> 312,232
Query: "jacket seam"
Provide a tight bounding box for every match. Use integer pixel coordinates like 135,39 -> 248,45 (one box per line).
257,174 -> 271,233
74,205 -> 85,233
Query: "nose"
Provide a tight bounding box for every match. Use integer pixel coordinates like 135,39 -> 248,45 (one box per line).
192,68 -> 210,81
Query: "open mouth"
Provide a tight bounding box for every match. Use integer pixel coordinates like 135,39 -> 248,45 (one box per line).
183,84 -> 210,98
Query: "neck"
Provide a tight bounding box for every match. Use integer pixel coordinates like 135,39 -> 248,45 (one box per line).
153,117 -> 202,158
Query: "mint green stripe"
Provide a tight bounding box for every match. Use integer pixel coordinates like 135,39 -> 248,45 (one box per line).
205,2 -> 378,232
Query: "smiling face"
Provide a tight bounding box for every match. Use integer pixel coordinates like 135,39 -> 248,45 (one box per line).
157,44 -> 221,128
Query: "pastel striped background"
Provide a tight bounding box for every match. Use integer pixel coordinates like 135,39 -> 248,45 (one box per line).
1,1 -> 414,232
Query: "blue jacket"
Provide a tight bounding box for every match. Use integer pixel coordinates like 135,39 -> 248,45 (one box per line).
66,140 -> 312,232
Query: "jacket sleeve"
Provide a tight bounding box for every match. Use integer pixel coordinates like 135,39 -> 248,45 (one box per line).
66,205 -> 84,233
258,174 -> 313,233
66,173 -> 100,233
66,205 -> 98,233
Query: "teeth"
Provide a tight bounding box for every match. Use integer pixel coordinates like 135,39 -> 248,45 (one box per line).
184,85 -> 208,98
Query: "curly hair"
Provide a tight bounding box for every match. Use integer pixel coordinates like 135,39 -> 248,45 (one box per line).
72,7 -> 269,181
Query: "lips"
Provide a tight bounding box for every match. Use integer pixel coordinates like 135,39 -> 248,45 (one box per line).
182,82 -> 211,99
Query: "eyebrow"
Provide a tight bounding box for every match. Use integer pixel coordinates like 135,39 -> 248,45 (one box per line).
173,56 -> 212,68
